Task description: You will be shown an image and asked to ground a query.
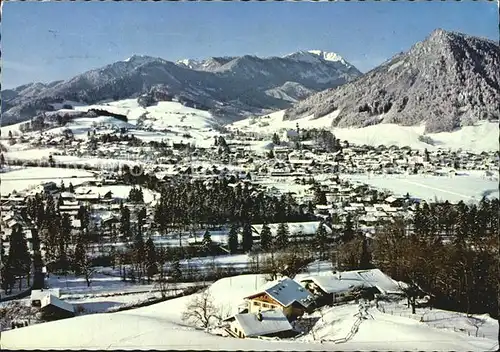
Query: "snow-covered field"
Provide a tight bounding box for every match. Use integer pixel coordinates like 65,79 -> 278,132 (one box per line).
342,173 -> 499,203
1,273 -> 497,351
376,299 -> 499,341
230,111 -> 499,153
1,167 -> 97,195
1,99 -> 222,149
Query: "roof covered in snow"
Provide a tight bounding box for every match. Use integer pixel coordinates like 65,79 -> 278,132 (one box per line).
235,309 -> 293,337
337,269 -> 403,295
299,275 -> 366,294
40,294 -> 74,313
31,288 -> 61,301
246,277 -> 315,308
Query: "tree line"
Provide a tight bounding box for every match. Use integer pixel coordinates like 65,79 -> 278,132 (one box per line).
335,197 -> 499,320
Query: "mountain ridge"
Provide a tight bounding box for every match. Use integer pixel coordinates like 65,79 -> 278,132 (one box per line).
1,51 -> 361,126
283,29 -> 500,133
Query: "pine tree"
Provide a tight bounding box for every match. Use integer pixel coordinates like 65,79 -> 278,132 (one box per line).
260,223 -> 273,251
272,133 -> 280,145
137,207 -> 147,234
228,225 -> 239,254
275,223 -> 289,250
171,256 -> 182,282
358,235 -> 372,269
7,225 -> 31,280
313,187 -> 327,205
120,205 -> 131,239
242,223 -> 253,252
144,238 -> 157,284
68,182 -> 75,194
58,213 -> 72,273
314,221 -> 328,259
60,181 -> 66,192
342,214 -> 355,243
202,230 -> 213,255
133,229 -> 145,280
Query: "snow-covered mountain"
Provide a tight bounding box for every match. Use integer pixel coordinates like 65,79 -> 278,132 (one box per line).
2,52 -> 361,126
283,29 -> 500,133
284,50 -> 352,68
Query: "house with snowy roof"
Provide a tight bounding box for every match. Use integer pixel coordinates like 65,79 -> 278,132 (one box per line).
39,293 -> 75,321
299,274 -> 371,307
243,277 -> 315,321
223,309 -> 296,339
30,288 -> 61,307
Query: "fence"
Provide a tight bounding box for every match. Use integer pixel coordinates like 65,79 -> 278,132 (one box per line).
377,303 -> 489,339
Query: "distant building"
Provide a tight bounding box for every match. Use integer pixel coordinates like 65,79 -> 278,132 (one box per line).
282,129 -> 299,143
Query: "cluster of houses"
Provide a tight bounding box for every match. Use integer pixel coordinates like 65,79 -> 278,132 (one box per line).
221,268 -> 403,339
1,116 -> 497,289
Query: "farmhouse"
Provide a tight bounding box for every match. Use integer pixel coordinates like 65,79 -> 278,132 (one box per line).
299,275 -> 369,307
224,309 -> 296,339
244,277 -> 315,321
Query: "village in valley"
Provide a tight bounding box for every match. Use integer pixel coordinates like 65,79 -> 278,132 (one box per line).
0,98 -> 498,349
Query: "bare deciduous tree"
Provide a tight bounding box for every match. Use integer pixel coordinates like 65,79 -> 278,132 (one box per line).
181,290 -> 223,329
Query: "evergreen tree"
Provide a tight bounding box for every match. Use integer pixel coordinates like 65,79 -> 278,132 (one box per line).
0,153 -> 5,168
342,214 -> 355,243
313,187 -> 327,205
314,221 -> 329,258
6,225 -> 31,279
120,205 -> 131,239
58,213 -> 72,272
272,133 -> 280,145
275,223 -> 289,249
201,230 -> 213,255
68,182 -> 75,194
228,225 -> 239,254
171,256 -> 182,282
358,235 -> 372,269
307,201 -> 315,214
133,229 -> 145,279
137,207 -> 147,234
60,181 -> 66,192
260,223 -> 273,251
144,238 -> 157,284
242,223 -> 253,252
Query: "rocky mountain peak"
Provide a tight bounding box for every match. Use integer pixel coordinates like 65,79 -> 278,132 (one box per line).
283,29 -> 499,133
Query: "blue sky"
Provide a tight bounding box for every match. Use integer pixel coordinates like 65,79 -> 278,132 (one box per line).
2,1 -> 498,88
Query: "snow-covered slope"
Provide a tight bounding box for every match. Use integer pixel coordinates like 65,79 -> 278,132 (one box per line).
229,111 -> 499,152
1,274 -> 496,351
2,51 -> 361,126
284,29 -> 500,133
284,50 -> 352,69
